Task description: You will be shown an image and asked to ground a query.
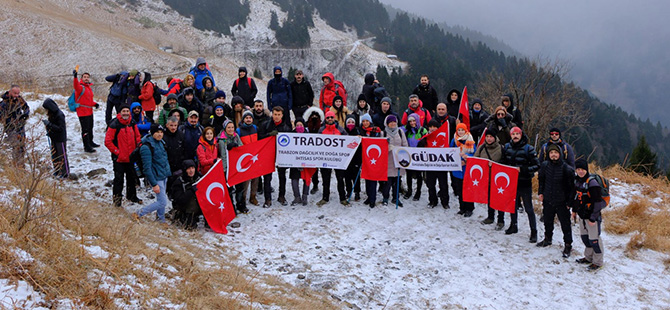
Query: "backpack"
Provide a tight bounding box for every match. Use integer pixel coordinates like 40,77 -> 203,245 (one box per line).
129,141 -> 154,178
587,173 -> 610,207
151,81 -> 162,106
404,108 -> 429,126
373,84 -> 390,103
67,87 -> 86,112
333,80 -> 347,105
235,77 -> 252,88
541,142 -> 569,161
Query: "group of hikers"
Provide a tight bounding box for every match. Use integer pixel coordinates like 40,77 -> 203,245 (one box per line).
0,57 -> 605,270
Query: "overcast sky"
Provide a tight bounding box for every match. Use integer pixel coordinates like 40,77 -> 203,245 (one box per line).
379,0 -> 670,123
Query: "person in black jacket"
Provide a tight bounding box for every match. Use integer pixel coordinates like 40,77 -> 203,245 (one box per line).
361,73 -> 378,113
260,106 -> 292,207
231,67 -> 258,109
178,87 -> 204,117
572,159 -> 606,270
445,89 -> 461,118
469,98 -> 490,143
163,116 -> 185,196
104,71 -> 128,124
503,126 -> 540,242
537,144 -> 575,256
42,98 -> 69,178
1,85 -> 30,166
171,159 -> 202,230
290,70 -> 314,123
344,114 -> 362,201
412,74 -> 439,115
501,93 -> 523,129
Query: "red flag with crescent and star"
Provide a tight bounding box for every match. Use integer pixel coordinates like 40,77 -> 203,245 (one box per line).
195,159 -> 236,234
425,120 -> 450,148
226,136 -> 277,186
361,138 -> 388,181
463,157 -> 490,204
489,162 -> 519,213
477,127 -> 488,147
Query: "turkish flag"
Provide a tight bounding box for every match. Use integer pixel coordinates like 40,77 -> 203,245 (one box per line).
489,162 -> 519,213
463,157 -> 490,204
361,138 -> 388,181
459,86 -> 470,130
425,120 -> 450,148
227,136 -> 276,186
195,159 -> 236,234
301,168 -> 317,186
477,127 -> 487,147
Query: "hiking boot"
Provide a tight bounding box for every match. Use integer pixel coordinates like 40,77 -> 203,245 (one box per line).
381,199 -> 388,206
518,206 -> 524,213
278,196 -> 288,206
237,207 -> 250,214
391,199 -> 403,207
536,239 -> 552,247
494,222 -> 505,231
481,218 -> 494,225
368,201 -> 376,208
128,197 -> 143,204
587,263 -> 602,271
316,199 -> 328,207
263,201 -> 271,208
442,204 -> 450,209
529,229 -> 538,243
354,193 -> 361,201
428,203 -> 437,208
340,200 -> 350,206
457,210 -> 465,215
84,148 -> 96,153
310,186 -> 318,195
113,195 -> 122,208
505,224 -> 518,235
562,244 -> 572,258
464,211 -> 473,217
575,257 -> 591,264
413,194 -> 420,201
363,198 -> 371,205
249,197 -> 259,206
90,141 -> 101,148
291,198 -> 302,206
403,193 -> 411,200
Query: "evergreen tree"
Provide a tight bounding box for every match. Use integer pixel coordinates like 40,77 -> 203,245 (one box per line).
253,68 -> 263,79
629,135 -> 658,175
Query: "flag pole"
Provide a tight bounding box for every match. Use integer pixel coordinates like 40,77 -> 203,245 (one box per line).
395,168 -> 400,209
347,165 -> 363,203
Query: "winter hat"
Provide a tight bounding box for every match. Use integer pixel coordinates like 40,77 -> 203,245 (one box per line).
242,110 -> 253,120
357,93 -> 366,102
231,95 -> 244,106
184,87 -> 195,96
346,115 -> 357,126
214,103 -> 225,112
294,117 -> 306,127
407,113 -> 420,123
119,103 -> 131,111
472,98 -> 483,110
166,93 -> 178,101
381,97 -> 392,104
196,57 -> 206,67
456,123 -> 469,133
360,113 -> 372,124
182,159 -> 196,170
547,143 -> 561,156
325,110 -> 336,119
128,69 -> 138,77
485,126 -> 498,137
427,119 -> 440,129
188,110 -> 199,118
150,123 -> 165,135
575,158 -> 589,172
385,114 -> 398,126
332,95 -> 343,105
510,126 -> 522,135
223,119 -> 233,130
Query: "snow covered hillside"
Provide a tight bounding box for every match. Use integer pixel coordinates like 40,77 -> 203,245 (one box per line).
2,95 -> 669,309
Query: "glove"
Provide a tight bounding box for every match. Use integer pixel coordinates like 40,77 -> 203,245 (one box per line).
95,103 -> 100,109
42,119 -> 50,126
226,142 -> 238,150
191,184 -> 197,192
268,130 -> 278,136
73,70 -> 78,78
498,118 -> 507,127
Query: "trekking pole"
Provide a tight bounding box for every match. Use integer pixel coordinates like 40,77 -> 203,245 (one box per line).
347,165 -> 362,203
396,168 -> 400,210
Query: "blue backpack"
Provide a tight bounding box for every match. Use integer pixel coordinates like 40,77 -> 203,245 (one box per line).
67,87 -> 86,112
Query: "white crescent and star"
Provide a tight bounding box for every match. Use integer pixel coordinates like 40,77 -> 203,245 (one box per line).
366,144 -> 382,165
494,172 -> 510,194
235,153 -> 258,173
206,182 -> 226,205
436,132 -> 447,147
470,164 -> 483,186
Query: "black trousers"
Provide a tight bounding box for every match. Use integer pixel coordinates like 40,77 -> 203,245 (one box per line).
264,168 -> 287,201
487,206 -> 505,223
511,184 -> 537,231
78,115 -> 94,149
321,168 -> 346,202
406,170 -> 423,197
50,141 -> 69,178
451,177 -> 474,212
543,202 -> 573,244
425,171 -> 449,207
382,176 -> 401,201
113,161 -> 137,200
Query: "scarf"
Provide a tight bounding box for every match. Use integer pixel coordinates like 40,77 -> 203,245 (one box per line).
455,132 -> 475,154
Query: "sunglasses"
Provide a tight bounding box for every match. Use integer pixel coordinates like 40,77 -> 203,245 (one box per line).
326,116 -> 335,119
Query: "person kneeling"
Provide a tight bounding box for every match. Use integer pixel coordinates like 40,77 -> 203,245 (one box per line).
171,159 -> 203,230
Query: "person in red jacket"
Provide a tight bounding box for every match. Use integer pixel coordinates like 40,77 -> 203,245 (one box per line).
138,72 -> 159,122
105,104 -> 142,207
401,94 -> 432,127
316,110 -> 349,206
319,72 -> 347,110
196,127 -> 218,175
73,69 -> 99,152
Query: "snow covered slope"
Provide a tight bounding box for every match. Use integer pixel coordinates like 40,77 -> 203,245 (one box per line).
2,95 -> 668,309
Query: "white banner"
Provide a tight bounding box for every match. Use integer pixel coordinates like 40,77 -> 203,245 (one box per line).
392,147 -> 462,171
276,133 -> 362,169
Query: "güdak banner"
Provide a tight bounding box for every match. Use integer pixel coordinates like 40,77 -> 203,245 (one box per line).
275,133 -> 362,170
392,146 -> 462,171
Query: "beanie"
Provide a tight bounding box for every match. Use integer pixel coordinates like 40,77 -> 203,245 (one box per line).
456,123 -> 469,133
242,110 -> 253,120
381,97 -> 392,104
325,110 -> 336,119
166,93 -> 178,101
385,114 -> 398,125
547,143 -> 561,155
510,127 -> 522,135
119,103 -> 131,111
357,93 -> 366,102
182,159 -> 196,170
575,158 -> 589,172
215,90 -> 226,99
231,96 -> 244,106
150,123 -> 165,135
360,113 -> 372,124
485,126 -> 498,137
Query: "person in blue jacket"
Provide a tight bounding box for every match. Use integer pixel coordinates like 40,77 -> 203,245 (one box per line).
450,123 -> 477,217
130,102 -> 151,137
266,66 -> 292,125
134,123 -> 171,223
189,57 -> 215,92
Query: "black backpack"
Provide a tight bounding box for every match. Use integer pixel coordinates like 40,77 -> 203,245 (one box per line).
129,142 -> 154,178
152,81 -> 162,106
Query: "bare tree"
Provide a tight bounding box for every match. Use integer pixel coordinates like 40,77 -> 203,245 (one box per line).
475,57 -> 590,146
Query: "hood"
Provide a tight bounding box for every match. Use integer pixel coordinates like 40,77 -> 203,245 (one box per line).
407,113 -> 421,124
196,57 -> 206,67
182,159 -> 196,171
130,102 -> 143,111
364,73 -> 375,85
202,76 -> 213,88
143,72 -> 152,85
503,93 -> 515,108
168,108 -> 185,121
407,99 -> 424,111
322,72 -> 335,86
273,66 -> 283,78
238,66 -> 247,73
471,98 -> 484,111
303,106 -> 325,122
447,89 -> 462,104
42,98 -> 59,113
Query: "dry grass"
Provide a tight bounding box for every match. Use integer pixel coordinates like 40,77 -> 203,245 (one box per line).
0,152 -> 340,309
604,197 -> 670,256
603,164 -> 670,196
